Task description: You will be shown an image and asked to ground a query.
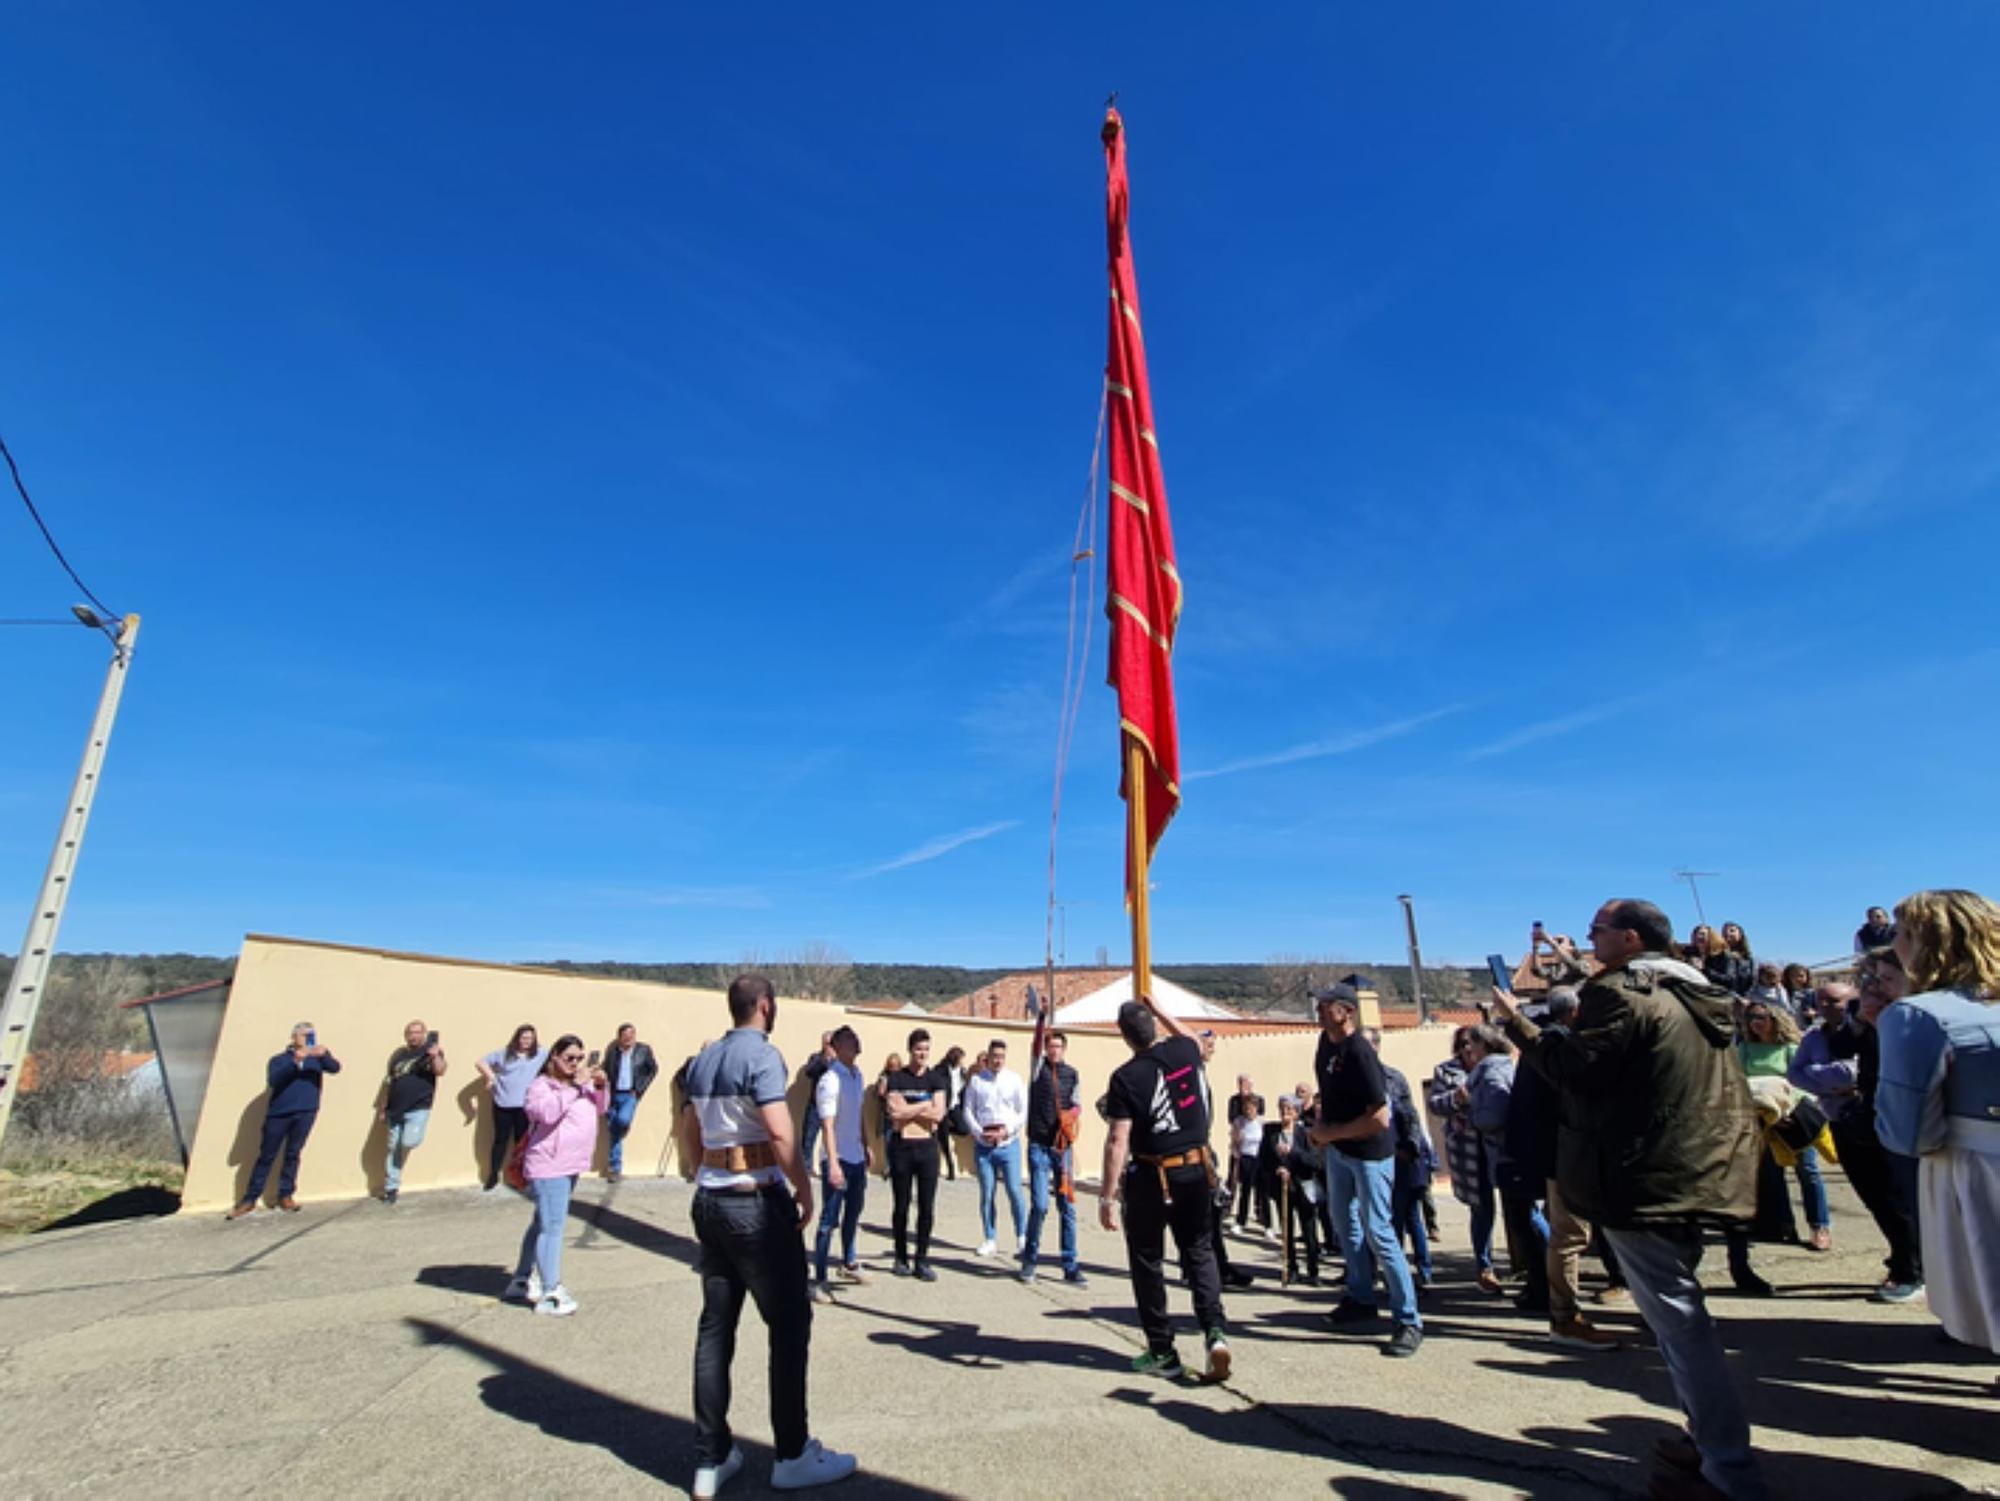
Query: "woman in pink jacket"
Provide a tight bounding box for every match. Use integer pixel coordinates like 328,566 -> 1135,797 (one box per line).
504,1034 -> 607,1316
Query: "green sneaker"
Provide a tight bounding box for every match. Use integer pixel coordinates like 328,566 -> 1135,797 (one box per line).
1202,1328 -> 1232,1383
1131,1347 -> 1184,1380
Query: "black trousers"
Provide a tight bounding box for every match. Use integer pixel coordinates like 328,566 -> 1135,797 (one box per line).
244,1110 -> 316,1201
889,1135 -> 939,1265
488,1103 -> 529,1186
1208,1188 -> 1237,1277
1234,1169 -> 1270,1228
1125,1162 -> 1226,1354
1830,1115 -> 1922,1283
691,1186 -> 811,1467
936,1125 -> 958,1179
1279,1181 -> 1321,1275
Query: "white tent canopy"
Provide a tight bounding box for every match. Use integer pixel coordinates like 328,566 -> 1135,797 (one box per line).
1057,972 -> 1242,1025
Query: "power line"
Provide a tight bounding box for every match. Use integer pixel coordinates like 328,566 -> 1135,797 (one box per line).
0,432 -> 121,621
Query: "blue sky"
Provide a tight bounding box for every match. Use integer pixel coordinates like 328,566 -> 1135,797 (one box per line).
4,5 -> 1998,973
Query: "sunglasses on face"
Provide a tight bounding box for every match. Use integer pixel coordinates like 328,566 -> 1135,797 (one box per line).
559,1051 -> 586,1064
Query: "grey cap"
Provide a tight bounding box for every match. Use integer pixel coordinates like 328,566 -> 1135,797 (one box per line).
1312,982 -> 1361,1010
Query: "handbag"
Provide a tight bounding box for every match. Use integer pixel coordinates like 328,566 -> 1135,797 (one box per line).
502,1134 -> 532,1194
1770,1095 -> 1829,1156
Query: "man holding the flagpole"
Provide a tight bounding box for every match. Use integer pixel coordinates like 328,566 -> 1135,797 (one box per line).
1101,994 -> 1231,1382
1021,1008 -> 1087,1287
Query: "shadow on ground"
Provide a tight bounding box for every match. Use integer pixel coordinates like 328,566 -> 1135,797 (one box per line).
842,1302 -> 1130,1374
35,1185 -> 181,1233
405,1317 -> 954,1497
415,1263 -> 513,1298
567,1193 -> 699,1268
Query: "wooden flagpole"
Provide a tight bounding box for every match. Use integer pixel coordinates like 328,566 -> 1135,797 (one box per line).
1125,735 -> 1152,1001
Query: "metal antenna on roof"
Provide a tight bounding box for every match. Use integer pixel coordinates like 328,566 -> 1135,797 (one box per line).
1674,871 -> 1718,926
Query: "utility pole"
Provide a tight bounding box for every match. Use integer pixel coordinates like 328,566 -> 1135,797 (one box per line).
1675,870 -> 1718,926
1397,893 -> 1428,1026
0,610 -> 141,1155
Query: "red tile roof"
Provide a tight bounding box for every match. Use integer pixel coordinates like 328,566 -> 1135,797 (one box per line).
932,969 -> 1128,1021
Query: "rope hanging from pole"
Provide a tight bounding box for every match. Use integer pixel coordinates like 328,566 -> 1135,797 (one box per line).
1044,387 -> 1108,993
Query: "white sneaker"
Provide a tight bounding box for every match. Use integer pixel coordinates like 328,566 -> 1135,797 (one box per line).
975,1239 -> 997,1259
503,1271 -> 544,1305
1014,1236 -> 1026,1256
771,1437 -> 857,1491
534,1285 -> 578,1317
692,1444 -> 744,1499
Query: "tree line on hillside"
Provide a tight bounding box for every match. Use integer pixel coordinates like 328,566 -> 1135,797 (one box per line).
536,955 -> 1488,1014
0,952 -> 234,1012
0,949 -> 1485,1023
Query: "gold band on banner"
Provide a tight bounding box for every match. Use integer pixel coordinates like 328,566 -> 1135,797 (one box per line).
1106,380 -> 1133,399
1118,716 -> 1182,805
1111,480 -> 1151,517
1110,592 -> 1172,653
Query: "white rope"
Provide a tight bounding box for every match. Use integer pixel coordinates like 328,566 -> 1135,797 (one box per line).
1045,386 -> 1108,979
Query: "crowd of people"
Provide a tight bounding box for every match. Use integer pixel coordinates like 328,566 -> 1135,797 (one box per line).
218,890 -> 1999,1500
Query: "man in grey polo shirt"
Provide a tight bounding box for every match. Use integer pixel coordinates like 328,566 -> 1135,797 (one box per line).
679,974 -> 856,1499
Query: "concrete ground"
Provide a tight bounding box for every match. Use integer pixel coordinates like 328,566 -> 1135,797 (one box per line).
0,1171 -> 1991,1499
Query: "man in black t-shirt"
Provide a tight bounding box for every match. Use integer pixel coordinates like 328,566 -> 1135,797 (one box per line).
379,1019 -> 447,1205
883,1029 -> 948,1279
1021,1030 -> 1087,1285
1309,985 -> 1421,1357
1101,998 -> 1230,1383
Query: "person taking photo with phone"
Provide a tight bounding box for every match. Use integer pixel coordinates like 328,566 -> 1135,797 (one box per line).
504,1035 -> 607,1317
228,1022 -> 341,1218
379,1020 -> 445,1204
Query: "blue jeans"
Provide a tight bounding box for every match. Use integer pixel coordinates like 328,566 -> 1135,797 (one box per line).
801,1109 -> 822,1176
1393,1170 -> 1433,1281
974,1137 -> 1026,1244
1793,1145 -> 1830,1230
1467,1178 -> 1497,1271
1023,1141 -> 1078,1273
813,1158 -> 867,1282
384,1108 -> 429,1194
1604,1224 -> 1766,1499
516,1173 -> 576,1289
1324,1147 -> 1421,1327
606,1091 -> 638,1174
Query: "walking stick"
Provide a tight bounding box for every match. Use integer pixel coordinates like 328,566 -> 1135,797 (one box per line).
1282,1176 -> 1292,1287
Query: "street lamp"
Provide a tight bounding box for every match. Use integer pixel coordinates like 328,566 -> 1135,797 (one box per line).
0,608 -> 143,1155
1397,894 -> 1429,1026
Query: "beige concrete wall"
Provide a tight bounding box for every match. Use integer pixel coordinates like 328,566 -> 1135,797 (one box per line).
182,936 -> 1460,1214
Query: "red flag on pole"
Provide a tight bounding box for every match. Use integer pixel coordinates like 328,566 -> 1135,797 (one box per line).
1102,107 -> 1182,905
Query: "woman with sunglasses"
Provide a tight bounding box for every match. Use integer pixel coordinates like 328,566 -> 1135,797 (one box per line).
1738,1003 -> 1833,1250
505,1034 -> 608,1316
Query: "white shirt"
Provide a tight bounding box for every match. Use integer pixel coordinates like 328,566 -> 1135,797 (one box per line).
814,1059 -> 867,1166
1234,1116 -> 1266,1157
962,1067 -> 1027,1145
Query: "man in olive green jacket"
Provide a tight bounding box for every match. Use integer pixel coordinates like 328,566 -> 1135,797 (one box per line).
1494,899 -> 1764,1501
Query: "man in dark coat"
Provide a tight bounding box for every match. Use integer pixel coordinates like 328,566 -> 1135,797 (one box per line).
603,1022 -> 660,1182
228,1022 -> 342,1217
1494,899 -> 1764,1501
